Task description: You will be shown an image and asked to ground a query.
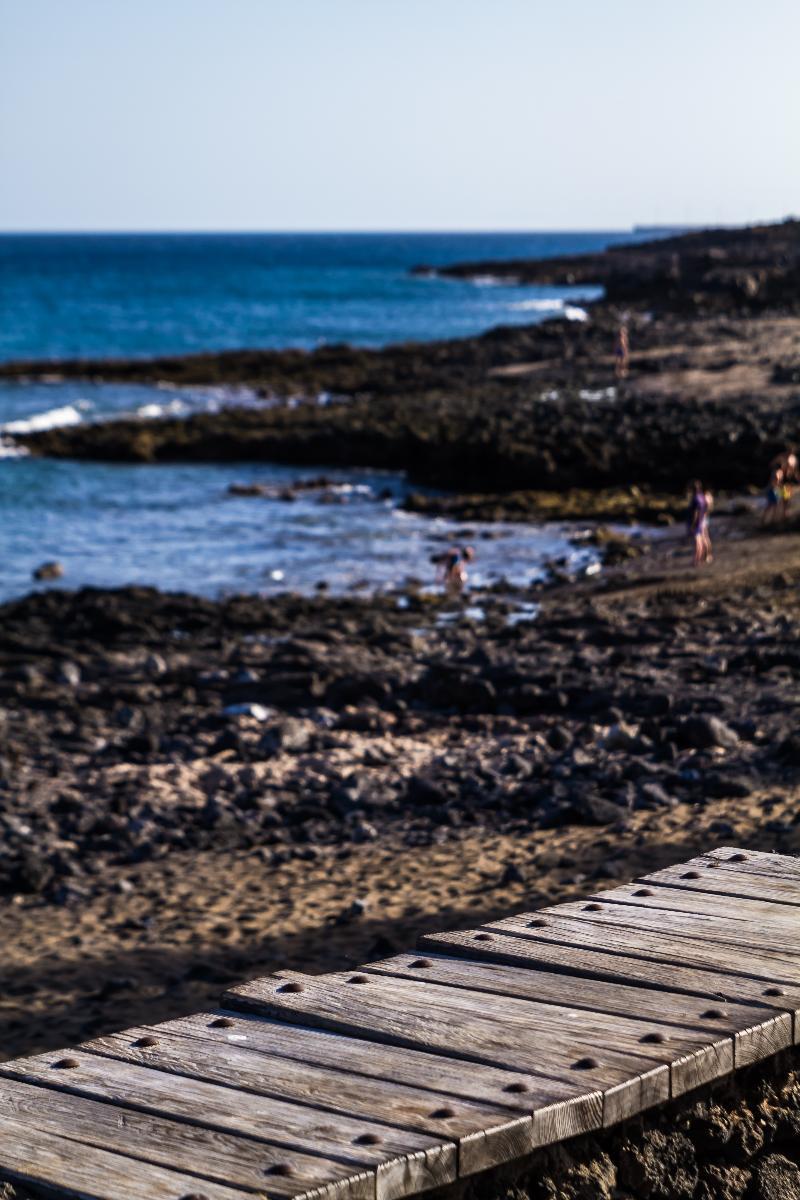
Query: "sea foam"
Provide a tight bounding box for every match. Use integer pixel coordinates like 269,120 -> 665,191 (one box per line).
0,438 -> 29,459
2,403 -> 85,435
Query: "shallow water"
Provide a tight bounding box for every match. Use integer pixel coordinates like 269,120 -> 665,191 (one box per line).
0,231 -> 652,602
0,456 -> 597,603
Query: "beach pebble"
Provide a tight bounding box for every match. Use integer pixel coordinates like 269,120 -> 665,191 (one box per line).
32,560 -> 64,581
678,714 -> 740,750
603,722 -> 642,752
55,661 -> 81,687
223,702 -> 272,721
335,897 -> 367,924
227,482 -> 268,497
547,725 -> 573,752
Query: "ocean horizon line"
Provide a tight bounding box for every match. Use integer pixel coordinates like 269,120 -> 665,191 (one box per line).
0,224 -> 695,237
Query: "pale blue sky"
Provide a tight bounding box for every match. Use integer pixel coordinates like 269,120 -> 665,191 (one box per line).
1,0 -> 798,231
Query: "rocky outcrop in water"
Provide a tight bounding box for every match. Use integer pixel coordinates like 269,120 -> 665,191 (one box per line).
415,218 -> 800,314
16,384 -> 800,495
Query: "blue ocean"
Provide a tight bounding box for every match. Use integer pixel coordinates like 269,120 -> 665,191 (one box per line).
0,231 -> 644,602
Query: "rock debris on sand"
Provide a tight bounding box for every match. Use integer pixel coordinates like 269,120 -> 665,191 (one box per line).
2,516 -> 800,1058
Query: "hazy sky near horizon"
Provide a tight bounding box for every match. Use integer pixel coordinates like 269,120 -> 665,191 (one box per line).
1,0 -> 798,231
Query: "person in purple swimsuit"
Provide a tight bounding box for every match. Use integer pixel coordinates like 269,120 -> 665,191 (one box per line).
687,480 -> 713,567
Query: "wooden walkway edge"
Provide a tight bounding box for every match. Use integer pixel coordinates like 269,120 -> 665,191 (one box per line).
1,846 -> 799,1200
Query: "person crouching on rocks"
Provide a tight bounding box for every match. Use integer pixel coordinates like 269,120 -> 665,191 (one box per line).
687,481 -> 713,566
434,545 -> 475,594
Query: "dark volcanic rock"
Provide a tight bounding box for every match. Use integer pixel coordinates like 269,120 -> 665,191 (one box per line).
0,568 -> 794,894
678,715 -> 740,750
617,1129 -> 699,1198
418,219 -> 800,315
751,1154 -> 800,1200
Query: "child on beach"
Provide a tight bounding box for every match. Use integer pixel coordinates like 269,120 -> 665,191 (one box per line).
433,545 -> 475,594
687,481 -> 713,566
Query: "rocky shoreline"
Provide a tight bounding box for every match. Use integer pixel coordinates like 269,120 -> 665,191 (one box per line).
2,515 -> 800,906
413,218 -> 800,313
2,221 -> 800,507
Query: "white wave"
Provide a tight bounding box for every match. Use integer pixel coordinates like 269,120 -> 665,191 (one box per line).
0,437 -> 29,459
471,274 -> 519,287
2,404 -> 85,435
565,305 -> 589,322
509,298 -> 564,312
136,398 -> 188,420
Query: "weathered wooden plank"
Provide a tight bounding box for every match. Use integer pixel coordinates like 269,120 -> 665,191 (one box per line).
483,910 -> 800,987
307,966 -> 733,1099
154,1011 -> 605,1155
418,927 -> 800,1013
82,1024 -> 531,1177
361,951 -> 792,1068
537,897 -> 800,959
590,880 -> 800,930
0,1108 -> 257,1200
169,1010 -> 567,1112
0,1051 -> 453,1200
638,860 -> 800,909
226,967 -> 729,1123
706,848 -> 800,878
0,1075 -> 368,1200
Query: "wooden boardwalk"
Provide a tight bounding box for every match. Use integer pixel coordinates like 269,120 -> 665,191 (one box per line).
1,846 -> 800,1200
